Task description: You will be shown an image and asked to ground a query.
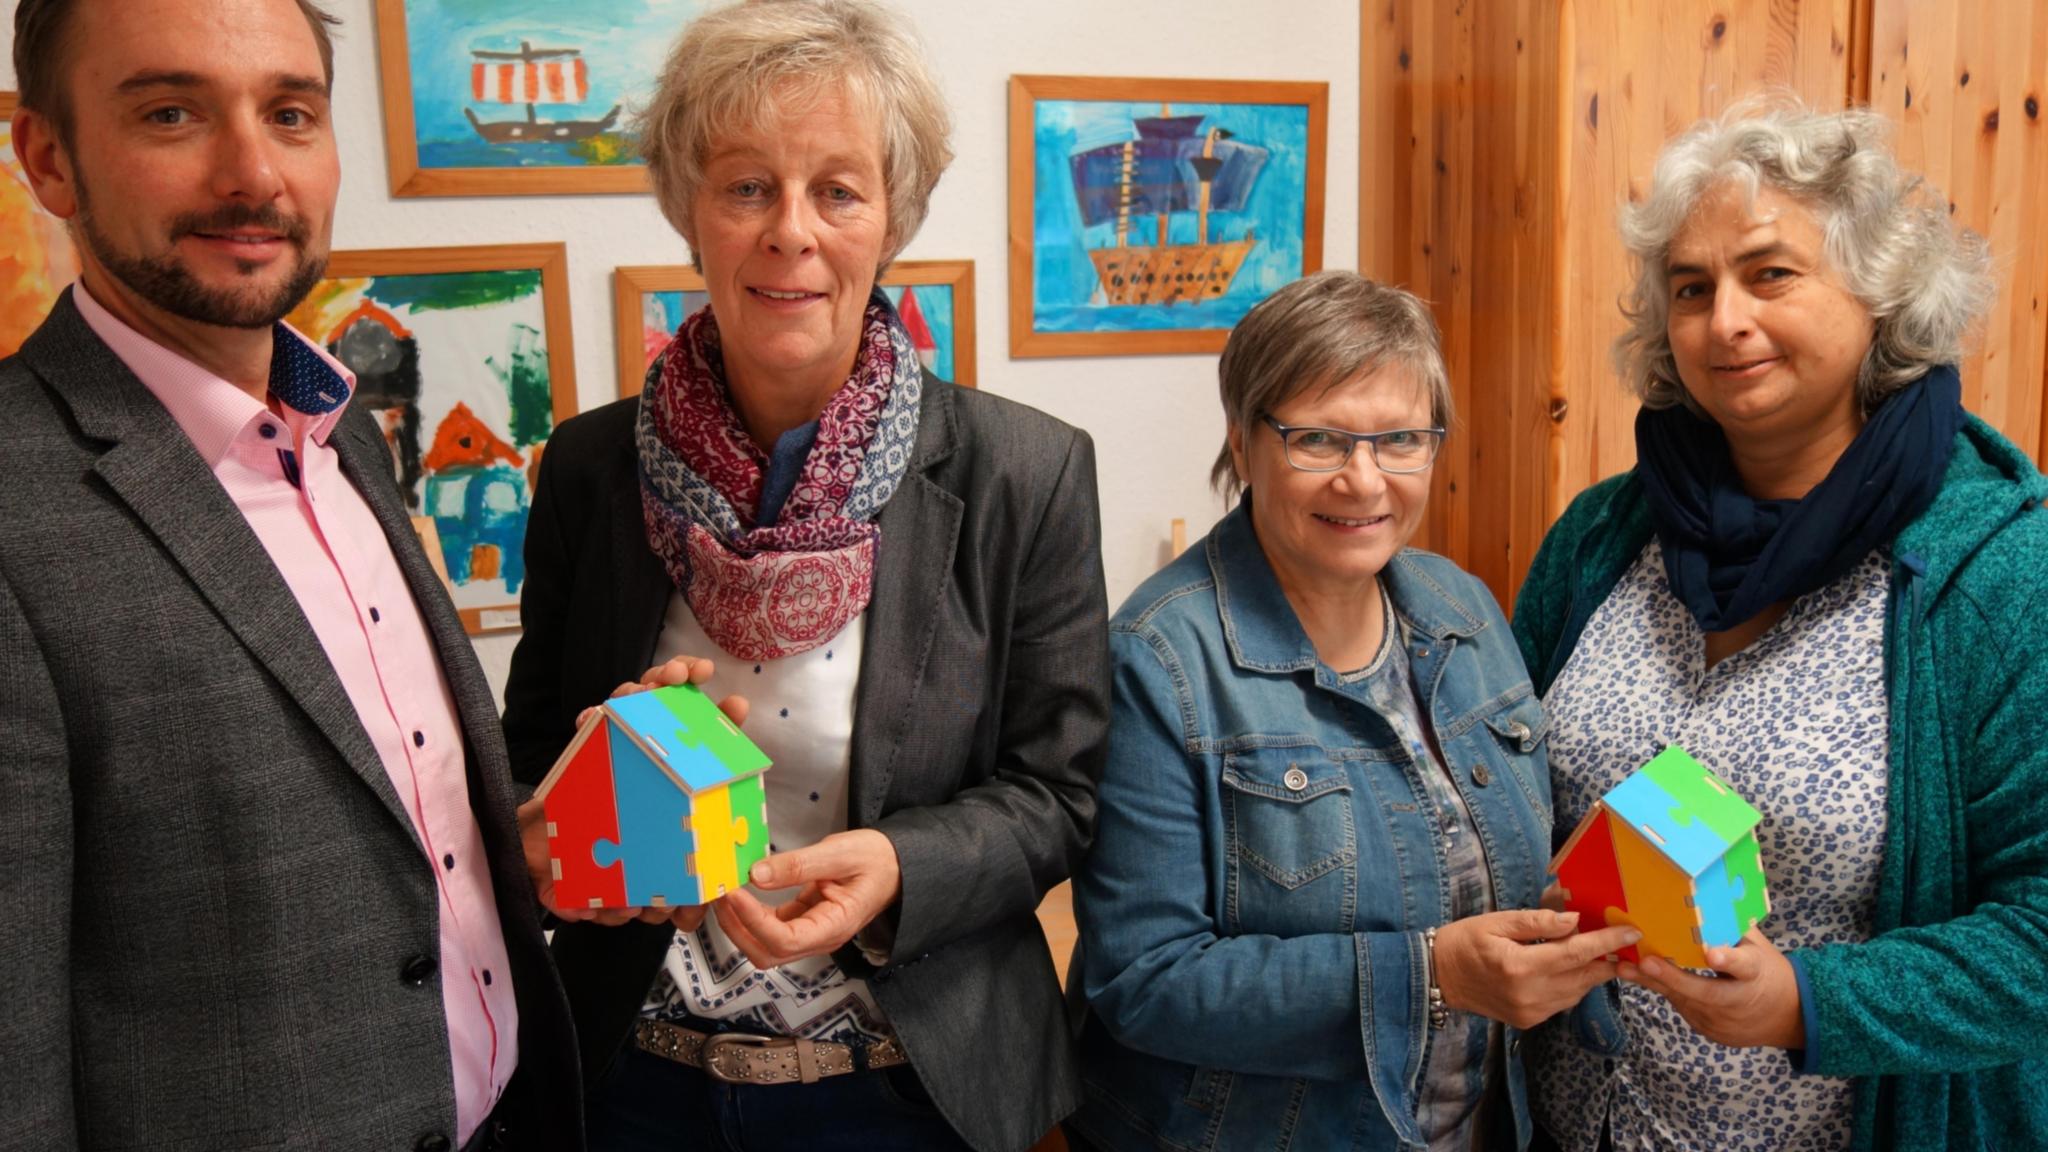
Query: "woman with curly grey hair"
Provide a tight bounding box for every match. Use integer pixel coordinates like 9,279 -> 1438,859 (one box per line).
1515,101 -> 2048,1151
501,2 -> 1109,1150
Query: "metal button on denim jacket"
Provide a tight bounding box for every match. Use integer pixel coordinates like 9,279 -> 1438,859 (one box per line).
1070,503 -> 1555,1152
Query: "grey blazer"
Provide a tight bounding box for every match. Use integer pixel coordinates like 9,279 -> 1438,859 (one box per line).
502,379 -> 1111,1152
0,292 -> 582,1152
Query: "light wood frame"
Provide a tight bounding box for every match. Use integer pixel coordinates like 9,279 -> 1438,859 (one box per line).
612,260 -> 978,396
319,243 -> 577,634
373,0 -> 650,197
0,92 -> 16,118
1008,75 -> 1327,358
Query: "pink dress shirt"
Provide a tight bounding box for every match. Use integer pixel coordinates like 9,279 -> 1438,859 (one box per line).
75,284 -> 518,1145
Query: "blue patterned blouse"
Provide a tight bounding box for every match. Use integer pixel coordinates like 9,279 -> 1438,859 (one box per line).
1531,544 -> 1890,1152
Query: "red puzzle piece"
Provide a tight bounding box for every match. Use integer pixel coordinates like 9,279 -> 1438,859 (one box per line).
542,726 -> 627,909
1554,808 -> 1639,963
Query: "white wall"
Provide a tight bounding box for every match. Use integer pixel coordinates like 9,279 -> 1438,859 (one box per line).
3,0 -> 1359,698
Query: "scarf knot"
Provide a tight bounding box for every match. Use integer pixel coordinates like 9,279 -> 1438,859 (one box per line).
636,288 -> 923,660
1634,364 -> 1964,633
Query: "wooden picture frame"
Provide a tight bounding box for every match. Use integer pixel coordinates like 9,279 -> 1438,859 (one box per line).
288,243 -> 576,634
1008,75 -> 1327,358
373,0 -> 691,197
613,260 -> 978,396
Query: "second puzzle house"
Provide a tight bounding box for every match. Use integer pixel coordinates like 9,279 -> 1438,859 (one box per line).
535,684 -> 771,909
1551,745 -> 1771,968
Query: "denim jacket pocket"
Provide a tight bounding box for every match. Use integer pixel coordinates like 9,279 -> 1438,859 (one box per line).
1482,698 -> 1554,831
1220,749 -> 1358,935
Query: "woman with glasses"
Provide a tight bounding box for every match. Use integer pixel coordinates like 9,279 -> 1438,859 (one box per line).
1067,271 -> 1638,1152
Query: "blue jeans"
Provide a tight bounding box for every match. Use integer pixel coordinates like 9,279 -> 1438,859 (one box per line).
586,1041 -> 973,1152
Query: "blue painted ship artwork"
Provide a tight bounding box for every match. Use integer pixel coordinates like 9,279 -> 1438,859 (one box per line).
399,0 -> 707,172
1033,99 -> 1311,335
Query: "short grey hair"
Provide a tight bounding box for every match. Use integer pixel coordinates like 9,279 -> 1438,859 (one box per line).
636,0 -> 955,265
1213,270 -> 1453,498
1616,98 -> 1995,412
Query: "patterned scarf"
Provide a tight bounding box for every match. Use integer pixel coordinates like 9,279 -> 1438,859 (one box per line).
636,289 -> 922,660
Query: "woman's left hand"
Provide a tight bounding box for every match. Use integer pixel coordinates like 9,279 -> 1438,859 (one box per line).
714,828 -> 902,968
1620,927 -> 1805,1049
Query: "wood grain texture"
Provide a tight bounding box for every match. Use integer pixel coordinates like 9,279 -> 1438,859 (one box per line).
1553,0 -> 1855,527
1365,0 -> 1862,608
1869,0 -> 2048,465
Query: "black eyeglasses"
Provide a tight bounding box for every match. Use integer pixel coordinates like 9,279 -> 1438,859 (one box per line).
1260,414 -> 1445,475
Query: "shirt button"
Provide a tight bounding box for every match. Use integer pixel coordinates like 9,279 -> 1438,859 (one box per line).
412,731 -> 425,748
369,607 -> 381,623
401,954 -> 437,986
442,853 -> 455,871
1472,763 -> 1493,787
483,969 -> 493,987
413,1134 -> 452,1152
1282,767 -> 1308,792
258,423 -> 279,440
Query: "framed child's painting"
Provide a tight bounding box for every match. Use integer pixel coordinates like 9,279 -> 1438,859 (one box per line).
614,260 -> 977,396
285,243 -> 577,634
0,93 -> 82,357
374,0 -> 709,197
1008,75 -> 1327,358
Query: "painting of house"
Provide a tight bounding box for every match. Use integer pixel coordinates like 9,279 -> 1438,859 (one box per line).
285,243 -> 575,634
1551,745 -> 1772,968
0,93 -> 81,357
536,683 -> 772,909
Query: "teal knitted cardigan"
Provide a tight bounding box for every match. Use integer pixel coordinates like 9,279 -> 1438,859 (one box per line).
1511,416 -> 2048,1152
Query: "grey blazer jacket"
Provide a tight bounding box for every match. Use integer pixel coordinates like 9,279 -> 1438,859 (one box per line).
502,378 -> 1111,1152
0,292 -> 582,1152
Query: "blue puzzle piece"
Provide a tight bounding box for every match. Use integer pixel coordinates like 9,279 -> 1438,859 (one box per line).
607,692 -> 732,793
606,723 -> 702,906
1690,852 -> 1747,948
1604,770 -> 1728,878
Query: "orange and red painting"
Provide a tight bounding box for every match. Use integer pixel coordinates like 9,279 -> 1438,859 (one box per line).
0,95 -> 81,357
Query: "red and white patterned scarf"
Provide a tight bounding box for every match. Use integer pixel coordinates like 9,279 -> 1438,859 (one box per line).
636,291 -> 922,661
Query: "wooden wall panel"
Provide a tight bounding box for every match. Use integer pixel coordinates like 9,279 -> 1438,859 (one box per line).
1869,0 -> 2048,464
1360,0 -> 1559,601
1553,0 -> 1856,525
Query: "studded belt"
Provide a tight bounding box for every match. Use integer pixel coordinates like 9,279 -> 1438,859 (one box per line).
633,1019 -> 910,1084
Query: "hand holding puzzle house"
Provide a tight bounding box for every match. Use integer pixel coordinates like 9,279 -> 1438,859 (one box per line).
535,683 -> 772,909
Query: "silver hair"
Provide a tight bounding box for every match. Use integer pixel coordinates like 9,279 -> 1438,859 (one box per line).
1615,98 -> 1994,411
1213,270 -> 1454,498
636,0 -> 954,266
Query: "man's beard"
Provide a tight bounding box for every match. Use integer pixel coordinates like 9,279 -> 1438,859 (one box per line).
74,193 -> 328,330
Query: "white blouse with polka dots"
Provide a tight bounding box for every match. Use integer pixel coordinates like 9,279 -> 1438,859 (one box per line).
1531,544 -> 1890,1152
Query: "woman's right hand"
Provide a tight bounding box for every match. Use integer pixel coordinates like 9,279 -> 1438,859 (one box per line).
1432,908 -> 1639,1029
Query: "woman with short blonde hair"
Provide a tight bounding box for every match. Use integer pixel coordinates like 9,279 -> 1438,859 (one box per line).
504,4 -> 1108,1150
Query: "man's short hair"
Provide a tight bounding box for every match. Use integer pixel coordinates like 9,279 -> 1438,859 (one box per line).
13,0 -> 343,147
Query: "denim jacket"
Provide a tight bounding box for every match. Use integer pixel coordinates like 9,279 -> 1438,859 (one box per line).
1069,503 -> 1554,1152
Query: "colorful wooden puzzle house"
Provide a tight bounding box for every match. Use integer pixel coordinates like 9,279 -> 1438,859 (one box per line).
1551,745 -> 1771,968
535,684 -> 771,909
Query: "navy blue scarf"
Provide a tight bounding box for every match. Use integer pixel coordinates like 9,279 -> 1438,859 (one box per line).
1634,364 -> 1964,633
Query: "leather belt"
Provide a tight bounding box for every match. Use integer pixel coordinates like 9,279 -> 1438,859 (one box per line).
633,1019 -> 910,1085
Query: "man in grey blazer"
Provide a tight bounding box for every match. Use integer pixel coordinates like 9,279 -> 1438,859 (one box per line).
0,1 -> 580,1149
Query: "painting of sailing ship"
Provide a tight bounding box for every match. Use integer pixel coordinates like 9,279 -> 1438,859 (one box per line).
1009,76 -> 1327,357
286,244 -> 577,634
615,261 -> 977,394
379,0 -> 706,191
